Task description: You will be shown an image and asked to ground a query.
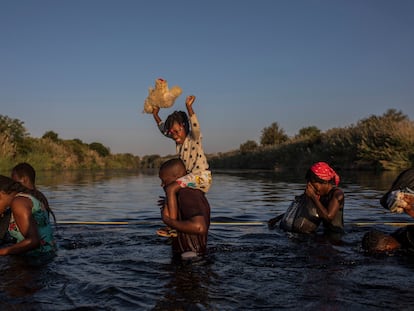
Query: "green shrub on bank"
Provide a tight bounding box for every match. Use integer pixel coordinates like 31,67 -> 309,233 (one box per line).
0,115 -> 141,172
1,109 -> 412,172
210,109 -> 414,171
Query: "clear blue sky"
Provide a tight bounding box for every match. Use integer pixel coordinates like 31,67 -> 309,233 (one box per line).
1,0 -> 413,157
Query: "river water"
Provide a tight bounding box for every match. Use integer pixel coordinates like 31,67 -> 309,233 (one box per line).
1,169 -> 413,310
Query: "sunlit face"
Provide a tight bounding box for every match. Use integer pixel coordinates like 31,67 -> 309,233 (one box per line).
168,122 -> 186,144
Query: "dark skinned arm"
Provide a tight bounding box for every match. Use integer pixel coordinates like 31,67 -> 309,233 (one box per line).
0,197 -> 40,255
162,209 -> 208,235
306,183 -> 343,222
165,182 -> 181,220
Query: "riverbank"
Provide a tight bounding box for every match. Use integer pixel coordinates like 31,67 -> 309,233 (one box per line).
2,109 -> 413,172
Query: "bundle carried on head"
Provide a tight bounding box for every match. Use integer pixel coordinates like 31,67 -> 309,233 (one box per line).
143,78 -> 183,113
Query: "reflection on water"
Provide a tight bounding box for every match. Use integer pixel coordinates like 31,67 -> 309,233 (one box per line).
1,169 -> 413,310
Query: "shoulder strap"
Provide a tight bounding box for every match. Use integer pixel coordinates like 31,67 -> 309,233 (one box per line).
15,192 -> 32,199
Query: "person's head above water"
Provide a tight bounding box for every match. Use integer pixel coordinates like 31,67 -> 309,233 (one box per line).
158,158 -> 186,189
361,230 -> 401,254
11,162 -> 36,189
305,162 -> 340,197
0,175 -> 38,214
164,111 -> 190,145
305,162 -> 340,186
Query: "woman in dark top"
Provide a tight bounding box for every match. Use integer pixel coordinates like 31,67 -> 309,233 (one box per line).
305,162 -> 345,233
274,161 -> 344,235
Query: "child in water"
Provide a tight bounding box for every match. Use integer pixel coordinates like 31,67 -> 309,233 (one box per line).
152,95 -> 212,237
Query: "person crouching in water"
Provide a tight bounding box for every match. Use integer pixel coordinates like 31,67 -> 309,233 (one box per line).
0,175 -> 56,262
305,162 -> 345,235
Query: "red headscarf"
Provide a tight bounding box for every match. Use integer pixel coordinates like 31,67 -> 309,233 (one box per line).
310,162 -> 340,186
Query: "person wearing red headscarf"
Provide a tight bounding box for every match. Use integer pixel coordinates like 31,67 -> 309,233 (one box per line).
305,162 -> 344,233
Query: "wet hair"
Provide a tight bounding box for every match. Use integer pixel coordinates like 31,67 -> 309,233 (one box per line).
0,174 -> 56,223
361,230 -> 399,254
11,162 -> 36,184
164,111 -> 190,136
